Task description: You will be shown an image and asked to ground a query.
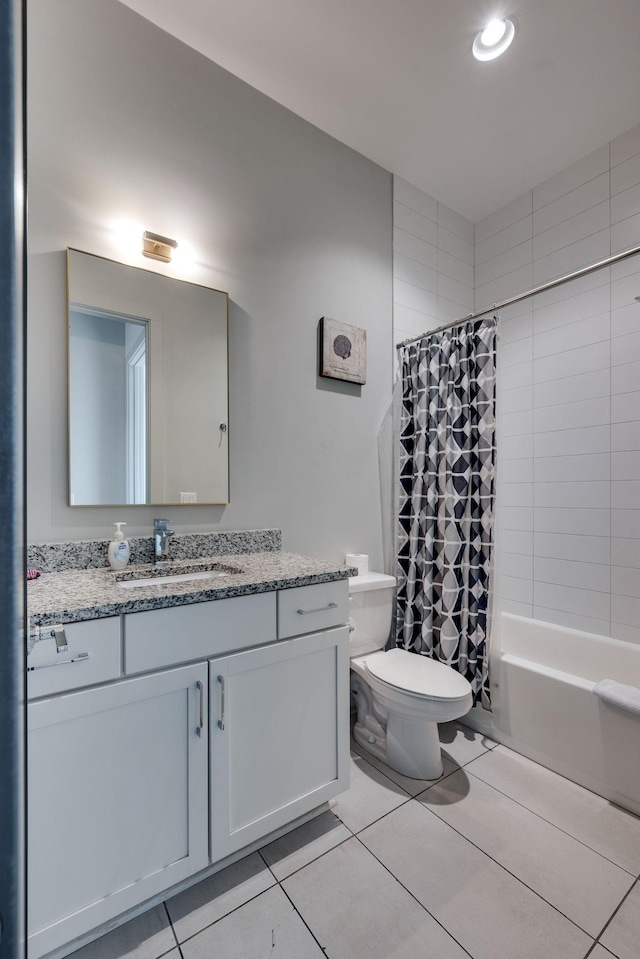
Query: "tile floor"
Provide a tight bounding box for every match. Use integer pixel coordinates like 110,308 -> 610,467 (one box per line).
67,722 -> 640,959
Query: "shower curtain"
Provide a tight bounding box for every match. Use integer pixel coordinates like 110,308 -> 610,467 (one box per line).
396,317 -> 497,709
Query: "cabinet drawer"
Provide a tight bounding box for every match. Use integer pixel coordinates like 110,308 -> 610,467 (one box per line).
277,580 -> 348,639
27,618 -> 121,700
124,592 -> 277,674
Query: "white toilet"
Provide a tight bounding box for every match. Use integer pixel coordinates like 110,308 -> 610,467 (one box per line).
349,572 -> 473,780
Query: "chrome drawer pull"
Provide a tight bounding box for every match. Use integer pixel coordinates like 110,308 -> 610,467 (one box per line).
217,675 -> 225,730
196,680 -> 204,738
296,602 -> 338,615
27,652 -> 89,671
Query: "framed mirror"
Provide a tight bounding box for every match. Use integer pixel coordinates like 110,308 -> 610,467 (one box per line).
67,249 -> 229,506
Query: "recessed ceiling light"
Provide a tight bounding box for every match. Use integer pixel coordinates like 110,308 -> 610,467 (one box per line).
473,17 -> 516,61
481,19 -> 507,46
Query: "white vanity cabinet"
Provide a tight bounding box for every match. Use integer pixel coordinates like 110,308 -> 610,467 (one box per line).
28,661 -> 209,959
27,577 -> 350,959
209,624 -> 350,859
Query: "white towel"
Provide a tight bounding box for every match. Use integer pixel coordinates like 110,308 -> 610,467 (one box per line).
593,679 -> 640,715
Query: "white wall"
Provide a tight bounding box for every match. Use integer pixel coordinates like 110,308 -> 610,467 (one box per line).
388,177 -> 475,576
392,176 -> 474,354
27,0 -> 393,567
475,124 -> 640,643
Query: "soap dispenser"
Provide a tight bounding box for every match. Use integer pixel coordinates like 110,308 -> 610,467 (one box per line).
108,522 -> 130,570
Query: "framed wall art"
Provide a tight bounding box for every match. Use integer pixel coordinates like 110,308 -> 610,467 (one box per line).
320,317 -> 366,385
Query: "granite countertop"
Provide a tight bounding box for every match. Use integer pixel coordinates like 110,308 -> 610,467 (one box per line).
27,550 -> 357,628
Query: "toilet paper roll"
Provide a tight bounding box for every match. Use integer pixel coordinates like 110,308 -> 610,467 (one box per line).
345,553 -> 369,575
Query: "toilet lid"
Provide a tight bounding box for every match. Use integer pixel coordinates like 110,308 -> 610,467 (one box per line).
366,649 -> 472,700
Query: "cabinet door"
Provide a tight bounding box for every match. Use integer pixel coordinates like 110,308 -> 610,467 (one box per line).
210,626 -> 349,860
28,663 -> 209,959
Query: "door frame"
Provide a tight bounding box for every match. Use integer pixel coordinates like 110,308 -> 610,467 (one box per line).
0,2 -> 26,959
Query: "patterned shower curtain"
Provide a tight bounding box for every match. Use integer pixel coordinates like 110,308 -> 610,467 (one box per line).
396,318 -> 497,709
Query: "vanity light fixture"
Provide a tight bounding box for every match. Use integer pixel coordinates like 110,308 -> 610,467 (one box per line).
142,230 -> 178,263
472,17 -> 516,61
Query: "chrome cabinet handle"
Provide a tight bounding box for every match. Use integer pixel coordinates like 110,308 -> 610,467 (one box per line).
296,602 -> 338,615
217,675 -> 225,730
196,680 -> 204,738
27,652 -> 89,671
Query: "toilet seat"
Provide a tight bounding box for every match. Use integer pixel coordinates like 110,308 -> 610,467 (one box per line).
364,649 -> 472,702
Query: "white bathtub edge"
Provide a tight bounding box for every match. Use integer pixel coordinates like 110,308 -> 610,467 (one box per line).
460,614 -> 640,818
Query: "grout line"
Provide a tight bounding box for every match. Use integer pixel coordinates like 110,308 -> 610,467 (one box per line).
466,748 -> 640,877
351,828 -> 476,959
583,942 -> 601,958
350,736 -> 465,797
532,202 -> 611,251
533,333 -> 612,363
395,245 -> 474,283
166,877 -> 277,947
534,165 -> 611,216
609,259 -> 613,639
532,226 -> 611,271
395,214 -> 475,263
503,530 -> 607,543
277,882 -> 333,956
350,748 -> 433,797
393,197 -> 438,228
476,262 -> 533,302
590,876 -> 637,947
165,816 -> 363,951
534,451 -> 610,461
475,237 -> 533,283
162,903 -> 179,950
407,786 -> 615,941
139,944 -> 180,959
393,223 -> 439,249
475,204 -> 532,247
255,826 -> 354,884
509,336 -> 609,366
507,576 -> 610,596
476,231 -> 533,269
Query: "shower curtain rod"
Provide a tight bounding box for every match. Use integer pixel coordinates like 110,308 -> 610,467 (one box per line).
396,242 -> 640,349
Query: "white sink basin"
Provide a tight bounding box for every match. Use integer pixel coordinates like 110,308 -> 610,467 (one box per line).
115,561 -> 241,589
117,569 -> 231,589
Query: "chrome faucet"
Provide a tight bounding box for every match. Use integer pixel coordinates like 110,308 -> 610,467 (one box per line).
153,518 -> 175,566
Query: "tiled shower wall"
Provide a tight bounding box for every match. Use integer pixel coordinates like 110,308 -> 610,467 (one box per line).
392,176 -> 474,352
392,121 -> 640,643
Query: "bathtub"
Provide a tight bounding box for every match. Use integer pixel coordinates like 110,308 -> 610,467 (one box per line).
464,613 -> 640,817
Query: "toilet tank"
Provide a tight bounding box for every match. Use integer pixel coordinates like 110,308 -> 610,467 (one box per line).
348,572 -> 397,658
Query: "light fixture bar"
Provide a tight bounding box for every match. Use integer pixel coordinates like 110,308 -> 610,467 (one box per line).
142,230 -> 178,262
